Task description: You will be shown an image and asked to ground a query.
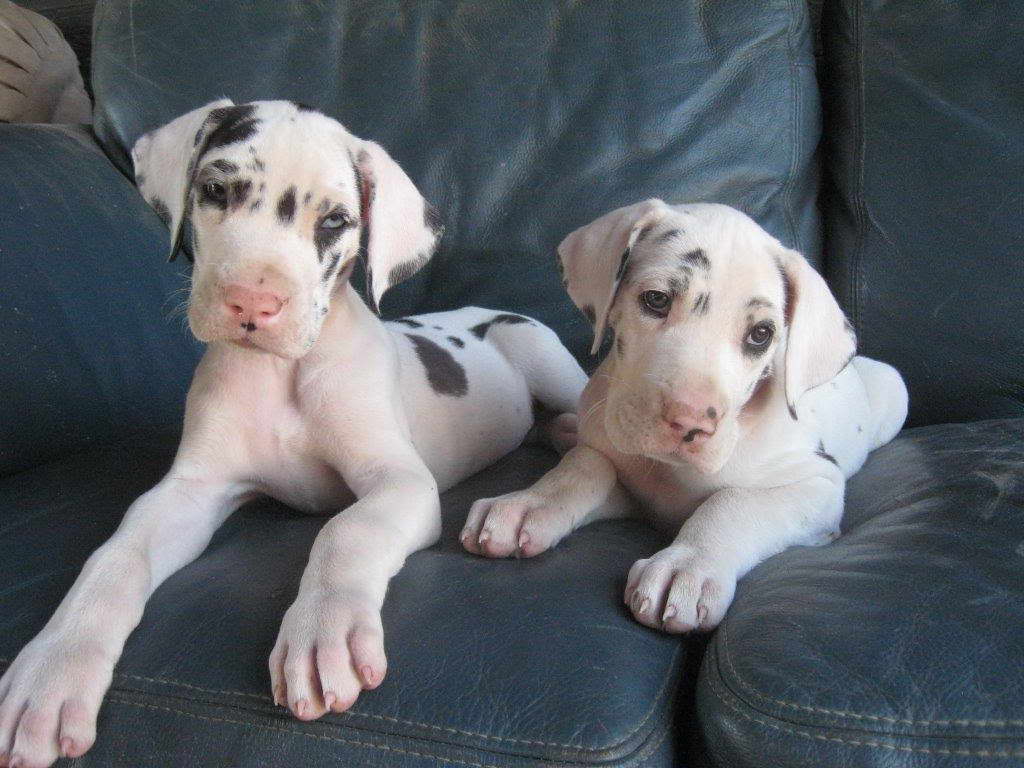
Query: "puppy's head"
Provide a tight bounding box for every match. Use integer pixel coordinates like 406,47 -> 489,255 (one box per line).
560,201 -> 855,474
132,99 -> 442,359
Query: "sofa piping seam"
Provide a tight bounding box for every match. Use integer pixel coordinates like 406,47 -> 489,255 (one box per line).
717,623 -> 1024,729
0,650 -> 681,753
704,650 -> 1024,759
103,692 -> 673,768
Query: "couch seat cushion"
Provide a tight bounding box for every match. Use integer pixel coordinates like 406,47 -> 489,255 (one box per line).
697,419 -> 1024,767
0,440 -> 684,767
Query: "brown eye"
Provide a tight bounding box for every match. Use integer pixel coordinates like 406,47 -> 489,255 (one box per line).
201,180 -> 227,203
745,321 -> 775,349
640,290 -> 672,317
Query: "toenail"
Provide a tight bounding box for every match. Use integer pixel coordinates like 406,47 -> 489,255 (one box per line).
517,533 -> 530,550
478,529 -> 491,544
295,699 -> 308,717
639,597 -> 651,614
324,692 -> 336,710
361,666 -> 375,686
662,605 -> 677,623
697,605 -> 708,624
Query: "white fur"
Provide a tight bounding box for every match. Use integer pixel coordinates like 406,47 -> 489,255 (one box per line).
0,101 -> 586,767
463,202 -> 908,634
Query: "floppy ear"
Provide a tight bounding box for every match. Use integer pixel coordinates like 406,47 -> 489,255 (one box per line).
776,246 -> 857,415
130,98 -> 236,261
352,140 -> 443,313
557,199 -> 668,354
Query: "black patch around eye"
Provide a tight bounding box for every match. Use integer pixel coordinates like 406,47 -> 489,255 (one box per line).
229,179 -> 253,210
149,197 -> 171,227
406,334 -> 469,397
692,292 -> 710,316
815,441 -> 839,467
582,304 -> 596,325
321,250 -> 343,283
424,202 -> 444,237
204,104 -> 260,150
681,248 -> 710,271
314,225 -> 343,264
448,335 -> 464,348
277,186 -> 297,225
394,318 -> 424,328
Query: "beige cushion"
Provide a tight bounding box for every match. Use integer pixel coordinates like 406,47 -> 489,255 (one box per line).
0,0 -> 91,123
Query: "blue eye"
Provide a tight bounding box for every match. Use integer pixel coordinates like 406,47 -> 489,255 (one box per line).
319,212 -> 350,230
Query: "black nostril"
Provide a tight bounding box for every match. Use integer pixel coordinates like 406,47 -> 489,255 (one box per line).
241,321 -> 256,332
683,428 -> 704,443
707,407 -> 717,420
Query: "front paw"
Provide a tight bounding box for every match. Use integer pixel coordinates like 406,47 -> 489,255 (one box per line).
624,547 -> 737,633
461,491 -> 571,558
269,590 -> 386,721
0,633 -> 115,767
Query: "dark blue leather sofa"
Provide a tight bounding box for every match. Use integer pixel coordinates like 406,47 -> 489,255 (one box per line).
1,1 -> 1021,766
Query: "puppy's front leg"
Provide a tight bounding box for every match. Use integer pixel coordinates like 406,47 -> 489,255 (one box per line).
626,476 -> 843,633
462,445 -> 634,558
0,473 -> 246,767
270,436 -> 440,721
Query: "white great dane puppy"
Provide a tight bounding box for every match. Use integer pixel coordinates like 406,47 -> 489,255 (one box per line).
463,201 -> 908,633
0,99 -> 585,767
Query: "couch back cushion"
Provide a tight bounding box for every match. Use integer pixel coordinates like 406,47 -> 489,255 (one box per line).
91,0 -> 822,363
820,0 -> 1024,426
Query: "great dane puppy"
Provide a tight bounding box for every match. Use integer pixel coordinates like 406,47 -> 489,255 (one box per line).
0,100 -> 585,767
463,201 -> 907,633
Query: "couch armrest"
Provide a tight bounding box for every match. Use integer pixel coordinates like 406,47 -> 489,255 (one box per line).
0,124 -> 199,476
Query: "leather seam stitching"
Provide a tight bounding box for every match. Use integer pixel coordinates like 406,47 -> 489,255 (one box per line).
0,650 -> 681,752
103,692 -> 673,768
717,623 -> 1024,729
705,649 -> 1024,758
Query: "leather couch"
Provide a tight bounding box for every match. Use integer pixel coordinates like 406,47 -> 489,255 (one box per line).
1,1 -> 1020,766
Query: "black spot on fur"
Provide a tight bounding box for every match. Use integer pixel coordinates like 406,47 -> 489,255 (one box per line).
681,248 -> 710,271
249,198 -> 263,212
406,334 -> 468,397
303,191 -> 313,206
149,198 -> 171,227
469,313 -> 533,339
582,305 -> 596,325
229,179 -> 253,210
318,198 -> 332,215
394,318 -> 424,328
322,251 -> 344,283
293,101 -> 318,112
615,249 -> 630,281
616,335 -> 626,355
209,159 -> 238,174
387,255 -> 428,290
707,406 -> 717,420
448,336 -> 464,348
654,228 -> 683,245
277,186 -> 297,225
433,325 -> 443,330
135,173 -> 146,187
424,202 -> 444,238
815,441 -> 839,466
692,292 -> 710,316
788,402 -> 798,420
204,105 -> 260,151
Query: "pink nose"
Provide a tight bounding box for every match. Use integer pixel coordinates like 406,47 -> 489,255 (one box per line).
662,396 -> 722,444
223,284 -> 285,330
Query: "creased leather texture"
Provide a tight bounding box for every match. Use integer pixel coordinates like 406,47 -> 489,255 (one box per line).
0,125 -> 201,476
90,0 -> 822,364
696,418 -> 1024,768
0,441 -> 682,767
819,0 -> 1024,428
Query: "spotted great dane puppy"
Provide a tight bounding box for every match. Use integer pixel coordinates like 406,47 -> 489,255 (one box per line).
464,201 -> 907,633
0,100 -> 585,767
